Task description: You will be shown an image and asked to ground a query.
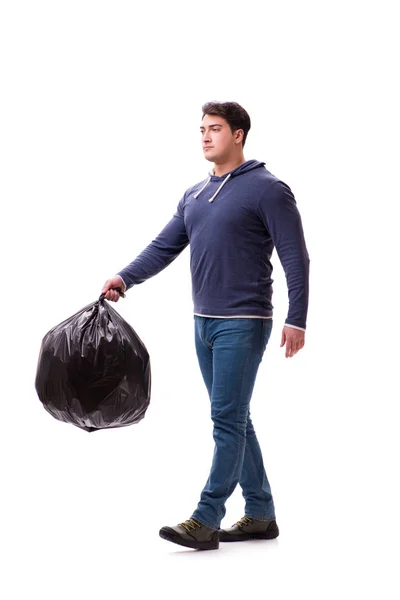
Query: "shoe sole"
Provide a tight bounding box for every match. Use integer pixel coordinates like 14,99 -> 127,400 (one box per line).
159,527 -> 219,550
219,530 -> 279,542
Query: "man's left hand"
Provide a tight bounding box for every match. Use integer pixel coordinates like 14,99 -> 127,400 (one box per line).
280,326 -> 305,358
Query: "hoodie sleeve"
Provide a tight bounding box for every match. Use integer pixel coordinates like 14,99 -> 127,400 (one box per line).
257,181 -> 310,330
117,196 -> 189,290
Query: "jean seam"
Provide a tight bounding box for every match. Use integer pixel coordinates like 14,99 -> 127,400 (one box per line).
260,319 -> 265,355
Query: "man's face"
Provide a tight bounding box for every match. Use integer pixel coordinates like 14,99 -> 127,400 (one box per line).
200,114 -> 241,163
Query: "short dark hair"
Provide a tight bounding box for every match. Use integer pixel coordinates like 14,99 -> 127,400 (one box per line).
201,101 -> 251,147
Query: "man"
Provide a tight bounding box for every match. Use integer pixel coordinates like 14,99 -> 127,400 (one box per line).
101,101 -> 310,551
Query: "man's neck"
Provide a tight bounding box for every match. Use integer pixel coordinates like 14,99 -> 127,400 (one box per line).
213,156 -> 246,177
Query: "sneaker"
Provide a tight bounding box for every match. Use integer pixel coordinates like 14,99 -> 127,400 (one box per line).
219,516 -> 279,542
159,518 -> 219,550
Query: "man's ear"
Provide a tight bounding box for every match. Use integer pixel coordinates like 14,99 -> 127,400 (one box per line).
235,129 -> 244,145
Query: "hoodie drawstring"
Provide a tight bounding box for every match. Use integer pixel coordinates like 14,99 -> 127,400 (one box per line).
208,173 -> 232,203
193,177 -> 211,199
193,173 -> 232,203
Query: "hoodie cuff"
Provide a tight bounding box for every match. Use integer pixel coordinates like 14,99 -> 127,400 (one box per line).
116,274 -> 128,292
284,323 -> 306,332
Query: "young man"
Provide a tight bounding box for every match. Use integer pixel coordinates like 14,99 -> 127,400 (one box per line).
101,101 -> 310,551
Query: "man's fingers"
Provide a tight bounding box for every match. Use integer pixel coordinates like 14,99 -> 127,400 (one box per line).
280,330 -> 286,347
101,279 -> 124,302
101,277 -> 126,298
287,342 -> 304,358
286,343 -> 300,358
105,290 -> 116,301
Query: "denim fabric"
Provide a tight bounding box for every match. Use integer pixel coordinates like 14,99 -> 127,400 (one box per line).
191,316 -> 276,530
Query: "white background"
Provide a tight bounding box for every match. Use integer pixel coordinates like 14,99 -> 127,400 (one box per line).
1,1 -> 399,598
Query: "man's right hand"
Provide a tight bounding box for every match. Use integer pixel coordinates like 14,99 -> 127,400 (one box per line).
101,275 -> 127,302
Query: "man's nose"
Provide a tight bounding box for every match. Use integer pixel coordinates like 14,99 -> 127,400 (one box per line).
202,131 -> 211,143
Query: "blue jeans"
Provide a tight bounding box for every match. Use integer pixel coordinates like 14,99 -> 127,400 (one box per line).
190,316 -> 276,530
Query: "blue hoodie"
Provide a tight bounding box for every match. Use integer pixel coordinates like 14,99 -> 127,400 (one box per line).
118,160 -> 310,330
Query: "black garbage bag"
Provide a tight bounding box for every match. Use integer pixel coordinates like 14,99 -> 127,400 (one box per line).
35,294 -> 151,432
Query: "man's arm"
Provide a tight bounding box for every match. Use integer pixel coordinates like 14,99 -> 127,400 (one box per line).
258,180 -> 310,355
117,196 -> 190,291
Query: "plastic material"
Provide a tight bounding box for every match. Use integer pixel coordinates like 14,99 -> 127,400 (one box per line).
35,295 -> 151,432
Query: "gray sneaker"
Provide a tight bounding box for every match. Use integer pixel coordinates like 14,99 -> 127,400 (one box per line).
219,516 -> 279,542
159,518 -> 219,550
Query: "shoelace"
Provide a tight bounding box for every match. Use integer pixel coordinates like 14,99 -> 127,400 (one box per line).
179,519 -> 202,533
235,516 -> 253,528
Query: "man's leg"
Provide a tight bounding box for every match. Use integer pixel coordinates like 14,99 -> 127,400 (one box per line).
191,317 -> 274,530
239,410 -> 276,520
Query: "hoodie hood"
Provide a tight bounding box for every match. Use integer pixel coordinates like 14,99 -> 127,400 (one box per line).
193,159 -> 266,203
